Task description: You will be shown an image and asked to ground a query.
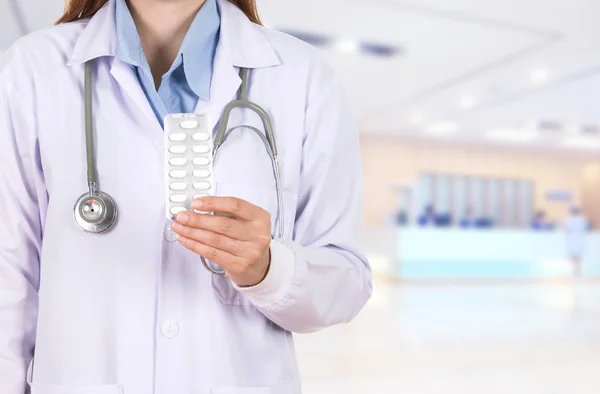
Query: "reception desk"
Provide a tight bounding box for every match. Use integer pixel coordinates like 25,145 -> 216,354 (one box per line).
364,227 -> 600,279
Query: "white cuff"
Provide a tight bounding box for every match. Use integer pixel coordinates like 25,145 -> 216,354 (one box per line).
233,240 -> 296,306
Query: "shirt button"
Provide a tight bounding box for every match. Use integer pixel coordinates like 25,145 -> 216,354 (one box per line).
164,224 -> 177,242
161,321 -> 180,339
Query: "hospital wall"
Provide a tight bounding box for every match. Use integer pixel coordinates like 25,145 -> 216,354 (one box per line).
360,135 -> 600,227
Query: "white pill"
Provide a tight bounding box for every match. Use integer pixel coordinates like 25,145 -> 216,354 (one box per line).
169,170 -> 187,178
194,210 -> 210,214
193,169 -> 211,178
170,207 -> 187,215
192,145 -> 210,153
193,157 -> 211,166
193,194 -> 210,199
169,182 -> 187,191
180,119 -> 199,129
168,133 -> 187,142
169,145 -> 187,154
169,158 -> 187,166
193,182 -> 211,190
170,195 -> 187,203
192,132 -> 210,141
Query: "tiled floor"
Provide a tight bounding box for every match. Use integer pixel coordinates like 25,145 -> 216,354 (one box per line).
295,280 -> 600,394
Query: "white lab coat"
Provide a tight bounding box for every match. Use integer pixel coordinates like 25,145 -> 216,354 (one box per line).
0,1 -> 372,393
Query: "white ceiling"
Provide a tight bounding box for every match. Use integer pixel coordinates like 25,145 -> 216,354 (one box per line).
3,0 -> 600,153
259,0 -> 600,154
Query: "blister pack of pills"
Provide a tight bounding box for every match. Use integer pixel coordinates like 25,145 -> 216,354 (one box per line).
164,114 -> 213,220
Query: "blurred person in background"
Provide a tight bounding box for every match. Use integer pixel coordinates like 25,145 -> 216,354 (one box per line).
530,210 -> 550,231
418,204 -> 437,227
0,0 -> 373,392
459,206 -> 476,229
393,210 -> 408,226
564,205 -> 589,277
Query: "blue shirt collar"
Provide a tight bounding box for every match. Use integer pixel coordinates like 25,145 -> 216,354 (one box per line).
114,0 -> 220,101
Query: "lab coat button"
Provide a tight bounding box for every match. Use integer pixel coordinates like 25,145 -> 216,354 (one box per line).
164,224 -> 177,242
161,321 -> 179,338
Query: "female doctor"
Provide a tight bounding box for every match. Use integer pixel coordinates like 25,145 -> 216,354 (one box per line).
0,0 -> 372,393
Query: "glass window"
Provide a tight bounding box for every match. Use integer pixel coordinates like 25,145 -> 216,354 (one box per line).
434,174 -> 451,214
418,173 -> 434,214
469,177 -> 484,218
418,172 -> 534,228
452,176 -> 467,222
486,178 -> 501,224
502,179 -> 518,227
518,180 -> 534,227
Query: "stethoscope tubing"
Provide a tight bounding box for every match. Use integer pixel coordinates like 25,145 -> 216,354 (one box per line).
75,61 -> 284,277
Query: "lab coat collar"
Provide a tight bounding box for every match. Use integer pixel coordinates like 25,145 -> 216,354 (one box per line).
215,0 -> 281,68
68,0 -> 117,65
68,0 -> 281,69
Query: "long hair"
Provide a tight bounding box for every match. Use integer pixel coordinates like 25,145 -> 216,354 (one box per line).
56,0 -> 261,24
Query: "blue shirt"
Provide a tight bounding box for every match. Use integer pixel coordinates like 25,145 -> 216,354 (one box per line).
114,0 -> 220,127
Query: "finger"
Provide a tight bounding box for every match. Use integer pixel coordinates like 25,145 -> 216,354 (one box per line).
192,196 -> 266,221
176,234 -> 244,269
171,223 -> 250,257
175,212 -> 255,241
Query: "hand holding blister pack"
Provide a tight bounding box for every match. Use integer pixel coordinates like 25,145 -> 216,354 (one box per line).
164,114 -> 213,220
74,63 -> 282,277
161,69 -> 285,277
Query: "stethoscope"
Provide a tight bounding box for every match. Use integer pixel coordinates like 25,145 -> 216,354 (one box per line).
74,61 -> 284,276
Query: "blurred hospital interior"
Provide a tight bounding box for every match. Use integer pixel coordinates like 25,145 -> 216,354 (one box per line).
2,0 -> 600,392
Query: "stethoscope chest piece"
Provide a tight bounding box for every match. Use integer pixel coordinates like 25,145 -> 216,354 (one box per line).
74,191 -> 117,233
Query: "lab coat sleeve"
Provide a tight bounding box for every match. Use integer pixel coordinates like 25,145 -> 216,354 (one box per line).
237,76 -> 373,333
0,71 -> 44,392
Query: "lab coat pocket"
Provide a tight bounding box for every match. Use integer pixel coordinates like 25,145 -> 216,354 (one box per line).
29,384 -> 123,394
210,181 -> 278,306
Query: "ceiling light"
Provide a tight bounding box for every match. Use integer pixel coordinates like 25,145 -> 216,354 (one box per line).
280,30 -> 403,58
426,122 -> 459,135
581,124 -> 600,135
334,40 -> 359,55
485,128 -> 539,143
280,30 -> 332,47
459,95 -> 476,109
562,136 -> 600,149
531,68 -> 549,83
564,123 -> 580,135
360,42 -> 404,58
